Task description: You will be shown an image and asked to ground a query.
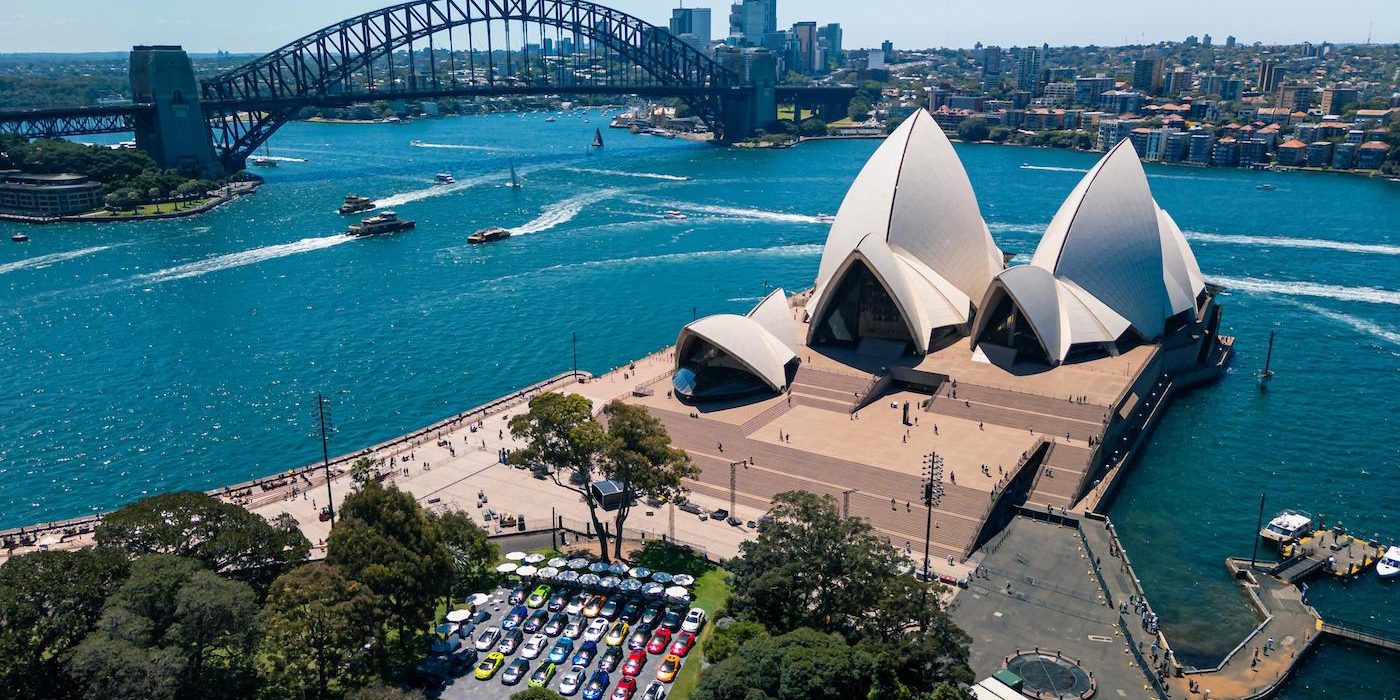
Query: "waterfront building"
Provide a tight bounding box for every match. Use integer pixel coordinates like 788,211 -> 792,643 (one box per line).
1256,60 -> 1281,92
1305,141 -> 1334,168
1187,131 -> 1215,165
1275,139 -> 1307,166
1239,138 -> 1268,166
1320,87 -> 1359,115
1023,108 -> 1066,130
1357,141 -> 1389,169
1075,76 -> 1115,107
1162,131 -> 1190,163
674,289 -> 798,399
1330,142 -> 1357,169
0,170 -> 105,217
1099,89 -> 1145,115
1211,137 -> 1240,167
669,6 -> 712,50
1132,55 -> 1164,95
947,95 -> 986,112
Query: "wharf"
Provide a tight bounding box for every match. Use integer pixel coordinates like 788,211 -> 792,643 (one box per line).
1274,528 -> 1385,582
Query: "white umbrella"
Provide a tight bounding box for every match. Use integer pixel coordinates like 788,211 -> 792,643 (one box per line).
672,574 -> 696,587
568,558 -> 591,570
445,609 -> 473,623
548,557 -> 569,568
665,585 -> 689,599
578,573 -> 602,586
517,565 -> 539,577
466,593 -> 491,607
651,572 -> 673,583
643,582 -> 665,597
589,562 -> 610,573
524,553 -> 547,564
599,576 -> 621,589
608,562 -> 629,575
496,562 -> 519,574
505,551 -> 528,561
629,567 -> 652,579
538,566 -> 561,579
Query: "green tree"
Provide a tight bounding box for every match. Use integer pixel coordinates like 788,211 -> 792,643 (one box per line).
95,491 -> 309,586
703,619 -> 768,664
799,118 -> 829,137
326,482 -> 451,664
508,393 -> 611,560
68,554 -> 259,700
847,96 -> 872,122
432,509 -> 500,605
599,400 -> 697,559
0,548 -> 129,700
957,118 -> 990,142
257,563 -> 380,700
691,628 -> 880,700
350,456 -> 379,488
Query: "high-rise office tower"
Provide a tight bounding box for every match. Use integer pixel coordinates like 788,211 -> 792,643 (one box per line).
1132,54 -> 1164,94
669,6 -> 712,50
1016,46 -> 1042,94
1256,60 -> 1280,92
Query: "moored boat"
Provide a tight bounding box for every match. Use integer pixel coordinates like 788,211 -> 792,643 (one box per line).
11,232 -> 30,243
1377,546 -> 1400,579
1260,510 -> 1313,546
468,226 -> 511,244
251,156 -> 277,167
338,194 -> 374,215
347,211 -> 414,237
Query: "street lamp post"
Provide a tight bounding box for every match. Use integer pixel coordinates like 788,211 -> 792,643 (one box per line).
842,488 -> 858,518
728,459 -> 747,521
316,391 -> 336,526
919,452 -> 945,630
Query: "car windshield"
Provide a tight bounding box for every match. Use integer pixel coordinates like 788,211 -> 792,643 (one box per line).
662,659 -> 677,672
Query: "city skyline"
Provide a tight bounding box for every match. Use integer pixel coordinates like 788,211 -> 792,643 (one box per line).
0,0 -> 1393,54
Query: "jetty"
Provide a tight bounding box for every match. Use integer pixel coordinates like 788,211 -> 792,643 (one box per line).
1274,527 -> 1385,582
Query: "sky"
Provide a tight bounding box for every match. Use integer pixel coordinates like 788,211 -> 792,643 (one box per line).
0,0 -> 1393,54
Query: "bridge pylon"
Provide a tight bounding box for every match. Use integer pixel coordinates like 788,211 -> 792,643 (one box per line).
129,46 -> 222,177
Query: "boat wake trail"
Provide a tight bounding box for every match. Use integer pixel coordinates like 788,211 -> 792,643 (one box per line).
986,221 -> 1045,235
132,235 -> 353,284
1185,231 -> 1400,256
536,244 -> 823,273
1291,301 -> 1400,347
633,197 -> 821,224
566,168 -> 690,182
1211,276 -> 1400,306
510,189 -> 621,236
373,174 -> 495,208
0,244 -> 122,275
1019,164 -> 1089,173
259,156 -> 308,163
410,141 -> 503,152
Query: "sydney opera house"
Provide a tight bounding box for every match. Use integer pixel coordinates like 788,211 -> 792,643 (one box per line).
628,108 -> 1229,569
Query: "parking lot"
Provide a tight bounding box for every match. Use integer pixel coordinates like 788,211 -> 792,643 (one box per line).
427,574 -> 703,700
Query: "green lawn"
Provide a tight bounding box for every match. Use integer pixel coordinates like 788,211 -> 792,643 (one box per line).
92,198 -> 213,217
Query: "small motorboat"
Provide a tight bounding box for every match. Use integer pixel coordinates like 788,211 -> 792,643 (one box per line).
11,232 -> 30,243
815,214 -> 836,224
1256,183 -> 1275,191
663,210 -> 688,220
468,226 -> 511,244
435,173 -> 455,185
1377,546 -> 1400,579
1260,510 -> 1313,546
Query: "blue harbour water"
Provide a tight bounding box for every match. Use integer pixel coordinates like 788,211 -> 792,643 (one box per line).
1,111 -> 1397,695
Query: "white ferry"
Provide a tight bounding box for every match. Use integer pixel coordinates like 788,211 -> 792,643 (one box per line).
1377,546 -> 1400,580
1260,510 -> 1313,546
347,211 -> 415,237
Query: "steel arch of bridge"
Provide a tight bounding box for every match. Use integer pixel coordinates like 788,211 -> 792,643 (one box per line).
199,0 -> 745,170
0,106 -> 145,139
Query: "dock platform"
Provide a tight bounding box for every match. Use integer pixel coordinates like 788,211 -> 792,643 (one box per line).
1277,528 -> 1385,581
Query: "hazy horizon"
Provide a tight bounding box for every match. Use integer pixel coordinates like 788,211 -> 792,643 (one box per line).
0,1 -> 1393,54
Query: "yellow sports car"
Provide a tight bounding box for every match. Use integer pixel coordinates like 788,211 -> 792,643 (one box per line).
474,651 -> 506,680
605,620 -> 630,647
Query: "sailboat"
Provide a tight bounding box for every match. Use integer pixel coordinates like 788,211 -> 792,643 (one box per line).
506,160 -> 523,189
251,142 -> 277,168
592,128 -> 604,149
1257,331 -> 1277,389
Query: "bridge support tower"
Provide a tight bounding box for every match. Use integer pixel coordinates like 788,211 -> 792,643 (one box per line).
715,47 -> 778,140
129,46 -> 221,177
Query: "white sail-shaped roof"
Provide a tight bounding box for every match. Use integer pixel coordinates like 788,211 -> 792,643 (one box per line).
973,140 -> 1209,365
675,289 -> 797,393
1031,140 -> 1171,340
805,108 -> 1003,353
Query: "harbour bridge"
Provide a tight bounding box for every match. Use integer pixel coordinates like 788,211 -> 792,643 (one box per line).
0,0 -> 856,175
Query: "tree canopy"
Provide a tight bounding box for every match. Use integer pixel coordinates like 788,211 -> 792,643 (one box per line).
957,118 -> 990,142
257,562 -> 380,700
599,400 -> 697,559
0,547 -> 129,700
95,491 -> 310,585
509,392 -> 611,559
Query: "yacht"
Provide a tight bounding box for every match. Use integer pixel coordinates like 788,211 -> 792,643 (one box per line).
251,156 -> 278,168
1377,546 -> 1400,579
435,173 -> 456,185
505,160 -> 523,189
347,211 -> 414,237
1260,510 -> 1313,546
468,226 -> 511,244
338,195 -> 374,215
663,210 -> 687,220
11,232 -> 30,243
